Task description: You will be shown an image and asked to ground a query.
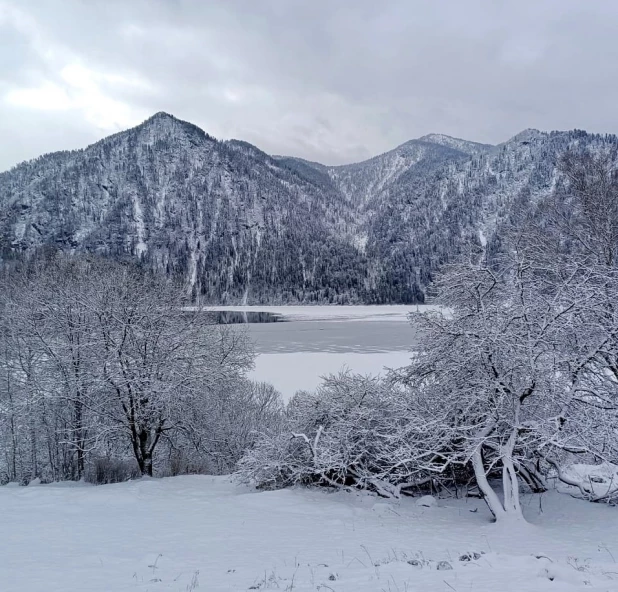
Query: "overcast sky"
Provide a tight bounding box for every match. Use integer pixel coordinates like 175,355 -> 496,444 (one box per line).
2,0 -> 618,170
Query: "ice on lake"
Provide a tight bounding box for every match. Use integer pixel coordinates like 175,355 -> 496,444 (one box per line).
219,306 -> 423,400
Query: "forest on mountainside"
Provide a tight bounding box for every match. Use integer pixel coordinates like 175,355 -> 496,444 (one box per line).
1,113 -> 618,304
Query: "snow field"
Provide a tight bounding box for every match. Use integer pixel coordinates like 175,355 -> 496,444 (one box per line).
1,476 -> 617,592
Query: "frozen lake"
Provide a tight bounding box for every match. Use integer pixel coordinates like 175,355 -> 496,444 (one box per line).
218,306 -> 423,400
247,319 -> 418,353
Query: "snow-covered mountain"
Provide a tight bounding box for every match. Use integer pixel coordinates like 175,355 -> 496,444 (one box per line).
1,114 -> 616,303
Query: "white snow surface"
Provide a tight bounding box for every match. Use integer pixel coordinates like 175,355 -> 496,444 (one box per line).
562,462 -> 618,499
131,193 -> 148,257
1,476 -> 617,592
252,351 -> 412,400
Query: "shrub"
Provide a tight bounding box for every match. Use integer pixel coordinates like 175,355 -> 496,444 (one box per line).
86,456 -> 141,485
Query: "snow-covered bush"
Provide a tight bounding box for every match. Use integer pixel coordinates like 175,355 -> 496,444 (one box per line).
237,372 -> 440,497
555,462 -> 618,503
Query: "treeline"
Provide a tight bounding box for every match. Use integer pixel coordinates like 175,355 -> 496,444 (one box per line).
0,254 -> 281,484
237,148 -> 618,522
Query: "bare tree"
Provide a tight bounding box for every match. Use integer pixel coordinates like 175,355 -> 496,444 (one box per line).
557,148 -> 618,267
179,380 -> 283,475
0,254 -> 257,482
90,263 -> 254,476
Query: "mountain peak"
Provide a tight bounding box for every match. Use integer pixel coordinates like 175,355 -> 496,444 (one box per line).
507,128 -> 545,143
419,133 -> 459,143
146,111 -> 177,122
138,111 -> 185,129
135,112 -> 216,143
417,133 -> 493,155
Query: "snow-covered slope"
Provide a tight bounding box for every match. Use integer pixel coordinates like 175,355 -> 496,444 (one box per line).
0,113 -> 364,304
1,115 -> 617,303
1,476 -> 616,592
325,138 -> 468,206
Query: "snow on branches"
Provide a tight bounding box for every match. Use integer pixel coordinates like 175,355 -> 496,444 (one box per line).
0,254 -> 279,482
239,149 -> 618,521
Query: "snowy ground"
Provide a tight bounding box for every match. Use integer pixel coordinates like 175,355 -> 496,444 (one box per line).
2,476 -> 617,592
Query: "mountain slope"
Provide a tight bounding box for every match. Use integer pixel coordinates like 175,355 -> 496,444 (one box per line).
326,138 -> 471,207
1,115 -> 616,303
0,113 -> 367,303
364,129 -> 618,299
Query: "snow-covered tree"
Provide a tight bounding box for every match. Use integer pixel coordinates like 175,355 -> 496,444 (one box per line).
0,254 -> 260,482
398,148 -> 618,519
401,259 -> 571,520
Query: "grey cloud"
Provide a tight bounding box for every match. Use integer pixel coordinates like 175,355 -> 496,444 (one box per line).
2,0 -> 618,171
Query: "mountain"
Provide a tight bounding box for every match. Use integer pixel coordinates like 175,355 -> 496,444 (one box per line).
1,114 -> 616,303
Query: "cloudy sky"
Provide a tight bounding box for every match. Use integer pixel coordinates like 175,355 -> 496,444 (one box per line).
1,0 -> 618,170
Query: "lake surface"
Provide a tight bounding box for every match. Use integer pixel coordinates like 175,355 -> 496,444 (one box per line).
220,306 -> 421,400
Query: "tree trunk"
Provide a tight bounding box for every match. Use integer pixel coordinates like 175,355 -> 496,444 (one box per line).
501,427 -> 522,515
134,427 -> 155,477
471,445 -> 507,521
143,456 -> 153,477
74,396 -> 85,479
471,446 -> 524,522
26,358 -> 38,481
30,410 -> 38,480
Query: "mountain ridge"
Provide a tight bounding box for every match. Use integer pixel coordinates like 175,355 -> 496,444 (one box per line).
0,111 -> 494,175
1,113 -> 617,304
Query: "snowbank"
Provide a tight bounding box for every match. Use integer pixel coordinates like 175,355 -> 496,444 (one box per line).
560,462 -> 618,500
